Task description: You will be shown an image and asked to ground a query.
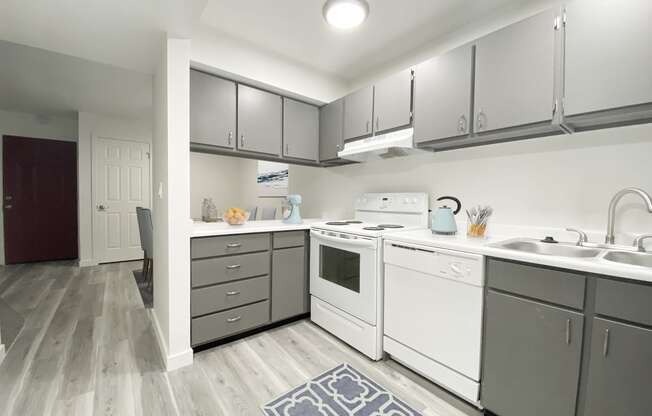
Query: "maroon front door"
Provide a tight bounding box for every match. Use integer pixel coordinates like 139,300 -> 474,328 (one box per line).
3,136 -> 78,264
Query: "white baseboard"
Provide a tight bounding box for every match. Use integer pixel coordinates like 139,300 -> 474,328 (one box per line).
149,309 -> 193,372
78,258 -> 98,267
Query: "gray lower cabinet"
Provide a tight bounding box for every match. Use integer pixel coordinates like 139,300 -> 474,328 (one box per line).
583,318 -> 652,416
414,44 -> 474,144
192,301 -> 270,346
482,290 -> 583,416
373,69 -> 413,134
237,84 -> 282,156
190,231 -> 308,347
272,246 -> 308,321
283,98 -> 319,161
319,98 -> 344,162
343,86 -> 374,141
190,69 -> 236,148
563,0 -> 652,130
474,8 -> 560,135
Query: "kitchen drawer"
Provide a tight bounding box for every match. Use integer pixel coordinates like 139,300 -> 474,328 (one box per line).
595,277 -> 652,327
191,300 -> 270,346
487,259 -> 585,309
191,233 -> 270,259
191,275 -> 270,317
273,230 -> 306,249
191,251 -> 270,288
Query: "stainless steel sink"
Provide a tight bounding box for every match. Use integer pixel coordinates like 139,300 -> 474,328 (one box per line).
602,251 -> 652,268
493,239 -> 602,258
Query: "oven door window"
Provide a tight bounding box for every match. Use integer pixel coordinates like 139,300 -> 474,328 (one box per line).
319,245 -> 360,293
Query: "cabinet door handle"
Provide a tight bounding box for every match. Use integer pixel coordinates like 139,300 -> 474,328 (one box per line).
285,143 -> 289,155
366,120 -> 370,132
226,291 -> 240,296
226,316 -> 242,323
240,134 -> 245,147
228,131 -> 233,145
603,329 -> 610,357
476,109 -> 486,131
375,116 -> 379,131
458,115 -> 467,133
225,264 -> 241,270
226,243 -> 241,248
566,319 -> 571,345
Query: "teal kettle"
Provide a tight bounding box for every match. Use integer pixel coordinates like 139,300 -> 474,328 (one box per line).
431,196 -> 461,235
283,194 -> 303,224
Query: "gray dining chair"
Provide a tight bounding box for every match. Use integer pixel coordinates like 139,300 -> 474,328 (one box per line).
136,207 -> 153,288
261,207 -> 277,220
247,206 -> 258,221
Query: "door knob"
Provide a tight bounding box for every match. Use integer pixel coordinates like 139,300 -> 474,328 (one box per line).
97,204 -> 108,211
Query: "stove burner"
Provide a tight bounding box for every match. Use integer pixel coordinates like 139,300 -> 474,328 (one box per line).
363,226 -> 385,231
325,221 -> 349,226
377,224 -> 404,228
345,220 -> 363,224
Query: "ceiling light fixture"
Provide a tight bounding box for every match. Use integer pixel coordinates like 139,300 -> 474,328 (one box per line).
323,0 -> 369,30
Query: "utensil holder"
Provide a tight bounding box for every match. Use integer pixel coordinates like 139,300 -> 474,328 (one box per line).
467,223 -> 487,238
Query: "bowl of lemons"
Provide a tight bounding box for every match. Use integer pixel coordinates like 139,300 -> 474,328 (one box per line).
223,207 -> 250,225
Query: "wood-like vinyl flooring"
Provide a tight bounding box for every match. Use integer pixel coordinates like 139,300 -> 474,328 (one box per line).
0,261 -> 480,416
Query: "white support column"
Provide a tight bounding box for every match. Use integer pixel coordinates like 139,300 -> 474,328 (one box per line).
151,35 -> 192,371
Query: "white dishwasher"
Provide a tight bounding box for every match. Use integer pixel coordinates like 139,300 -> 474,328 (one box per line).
383,240 -> 485,406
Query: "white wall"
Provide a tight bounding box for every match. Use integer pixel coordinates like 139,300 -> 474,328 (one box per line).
0,110 -> 78,265
77,111 -> 152,266
189,153 -> 285,220
290,124 -> 652,244
189,152 -> 242,219
190,25 -> 348,104
152,36 -> 193,371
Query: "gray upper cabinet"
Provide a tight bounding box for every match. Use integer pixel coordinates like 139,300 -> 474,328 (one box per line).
414,45 -> 474,144
563,0 -> 652,129
319,98 -> 344,161
482,290 -> 583,416
237,84 -> 282,156
474,9 -> 558,134
583,318 -> 652,416
190,70 -> 236,148
283,98 -> 319,162
343,85 -> 374,141
373,69 -> 413,134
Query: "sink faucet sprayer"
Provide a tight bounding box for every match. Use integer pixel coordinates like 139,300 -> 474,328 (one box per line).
605,187 -> 652,244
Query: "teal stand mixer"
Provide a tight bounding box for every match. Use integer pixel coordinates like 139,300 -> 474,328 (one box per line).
283,194 -> 303,224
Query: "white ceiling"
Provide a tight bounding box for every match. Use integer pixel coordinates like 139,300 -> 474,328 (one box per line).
0,0 -> 207,74
200,0 -> 539,81
0,41 -> 152,119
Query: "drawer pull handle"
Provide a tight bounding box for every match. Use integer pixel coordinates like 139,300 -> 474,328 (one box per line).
226,291 -> 240,296
226,243 -> 242,248
603,329 -> 610,357
227,316 -> 242,323
226,264 -> 241,270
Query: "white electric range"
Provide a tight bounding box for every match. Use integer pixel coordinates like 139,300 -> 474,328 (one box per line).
309,193 -> 429,360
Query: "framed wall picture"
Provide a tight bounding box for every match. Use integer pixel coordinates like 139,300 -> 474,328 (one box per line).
257,161 -> 288,197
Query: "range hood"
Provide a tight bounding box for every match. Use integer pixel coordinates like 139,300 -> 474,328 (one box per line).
337,127 -> 427,162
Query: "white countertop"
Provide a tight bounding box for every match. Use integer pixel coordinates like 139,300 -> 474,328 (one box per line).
191,219 -> 323,238
384,229 -> 652,284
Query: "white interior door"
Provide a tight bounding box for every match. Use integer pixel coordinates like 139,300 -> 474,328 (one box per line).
93,136 -> 150,263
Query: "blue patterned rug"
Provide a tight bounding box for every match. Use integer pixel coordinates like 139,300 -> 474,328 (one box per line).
262,363 -> 423,416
